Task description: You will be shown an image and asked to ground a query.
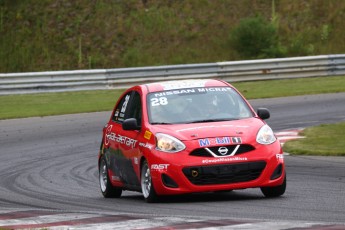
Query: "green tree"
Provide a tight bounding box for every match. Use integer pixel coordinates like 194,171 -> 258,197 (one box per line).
230,16 -> 285,59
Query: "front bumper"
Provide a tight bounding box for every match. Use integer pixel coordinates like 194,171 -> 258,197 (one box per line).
147,141 -> 285,196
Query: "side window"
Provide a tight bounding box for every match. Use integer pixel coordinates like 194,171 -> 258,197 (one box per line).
127,91 -> 142,126
112,92 -> 132,123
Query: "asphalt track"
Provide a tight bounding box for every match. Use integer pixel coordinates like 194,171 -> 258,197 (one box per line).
0,93 -> 345,229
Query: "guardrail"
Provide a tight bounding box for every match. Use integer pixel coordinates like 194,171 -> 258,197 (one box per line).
0,54 -> 344,95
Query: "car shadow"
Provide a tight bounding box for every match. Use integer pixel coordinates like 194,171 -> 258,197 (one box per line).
122,190 -> 267,203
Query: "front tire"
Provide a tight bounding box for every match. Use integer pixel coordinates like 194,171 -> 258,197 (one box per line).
99,156 -> 122,198
261,174 -> 286,198
141,160 -> 159,203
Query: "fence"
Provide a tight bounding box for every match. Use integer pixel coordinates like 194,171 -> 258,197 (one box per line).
0,54 -> 344,95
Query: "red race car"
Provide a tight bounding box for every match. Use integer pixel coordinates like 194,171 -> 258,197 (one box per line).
98,79 -> 286,202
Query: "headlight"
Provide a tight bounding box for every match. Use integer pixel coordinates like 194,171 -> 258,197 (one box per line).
256,125 -> 276,145
155,133 -> 186,153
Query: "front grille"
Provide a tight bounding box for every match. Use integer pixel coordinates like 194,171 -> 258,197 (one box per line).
182,161 -> 266,185
190,144 -> 255,157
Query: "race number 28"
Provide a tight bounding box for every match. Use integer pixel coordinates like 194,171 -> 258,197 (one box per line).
151,97 -> 168,106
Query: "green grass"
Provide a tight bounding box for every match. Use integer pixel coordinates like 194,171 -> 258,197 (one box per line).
1,1 -> 345,73
283,122 -> 345,156
0,90 -> 124,120
231,75 -> 345,99
1,75 -> 345,120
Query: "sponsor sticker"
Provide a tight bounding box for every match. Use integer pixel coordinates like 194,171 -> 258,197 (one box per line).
139,142 -> 154,149
153,89 -> 197,97
161,80 -> 207,90
105,125 -> 137,148
199,137 -> 231,147
144,130 -> 152,140
114,109 -> 119,117
121,95 -> 130,113
198,137 -> 242,147
151,164 -> 170,171
153,87 -> 232,98
232,137 -> 242,144
202,156 -> 248,164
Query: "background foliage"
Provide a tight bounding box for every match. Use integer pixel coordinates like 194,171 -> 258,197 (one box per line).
1,0 -> 345,73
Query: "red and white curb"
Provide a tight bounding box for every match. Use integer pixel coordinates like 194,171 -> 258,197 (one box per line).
0,209 -> 344,230
275,128 -> 305,146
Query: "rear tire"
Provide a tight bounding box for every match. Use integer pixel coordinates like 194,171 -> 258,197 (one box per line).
261,174 -> 286,198
99,156 -> 122,198
141,160 -> 159,203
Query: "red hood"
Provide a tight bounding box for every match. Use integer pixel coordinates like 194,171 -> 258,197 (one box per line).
149,118 -> 266,141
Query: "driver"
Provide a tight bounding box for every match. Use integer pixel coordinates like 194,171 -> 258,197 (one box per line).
204,95 -> 220,117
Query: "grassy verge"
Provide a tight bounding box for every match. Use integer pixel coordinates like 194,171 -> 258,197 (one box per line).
1,76 -> 345,120
232,75 -> 345,99
0,90 -> 124,120
283,122 -> 345,156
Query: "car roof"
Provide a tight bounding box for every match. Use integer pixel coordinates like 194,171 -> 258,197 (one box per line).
144,79 -> 230,93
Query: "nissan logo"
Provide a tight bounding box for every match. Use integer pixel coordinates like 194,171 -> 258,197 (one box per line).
218,147 -> 228,155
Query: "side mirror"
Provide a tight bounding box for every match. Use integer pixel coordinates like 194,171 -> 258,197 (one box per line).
122,118 -> 141,130
257,108 -> 270,120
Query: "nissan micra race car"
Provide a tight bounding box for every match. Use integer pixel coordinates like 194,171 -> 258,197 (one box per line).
98,79 -> 286,202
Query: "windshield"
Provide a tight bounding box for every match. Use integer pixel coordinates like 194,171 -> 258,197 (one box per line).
147,87 -> 254,124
